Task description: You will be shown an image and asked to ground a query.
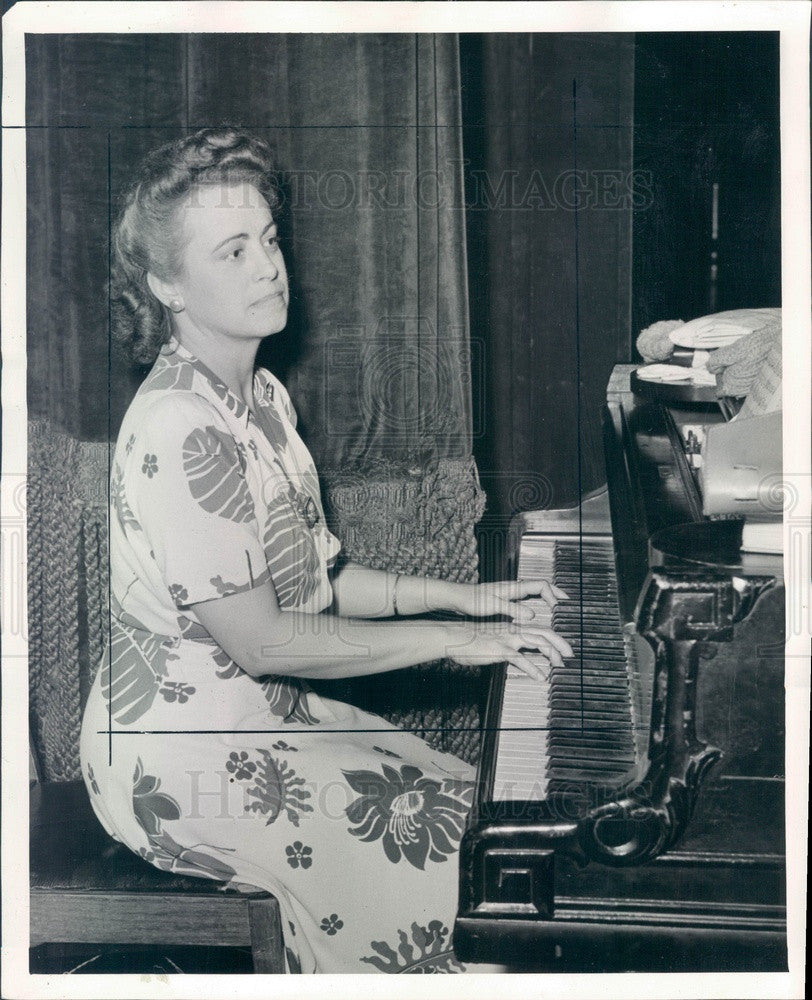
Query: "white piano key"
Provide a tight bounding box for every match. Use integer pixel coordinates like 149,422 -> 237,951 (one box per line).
492,669 -> 551,798
491,532 -> 637,803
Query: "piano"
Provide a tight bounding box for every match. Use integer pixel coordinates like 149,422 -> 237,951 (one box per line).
454,364 -> 786,972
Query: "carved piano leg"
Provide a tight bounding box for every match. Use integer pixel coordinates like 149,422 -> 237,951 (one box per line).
580,634 -> 723,866
578,568 -> 779,867
455,566 -> 782,966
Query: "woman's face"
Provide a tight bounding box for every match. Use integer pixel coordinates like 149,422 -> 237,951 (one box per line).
168,181 -> 289,341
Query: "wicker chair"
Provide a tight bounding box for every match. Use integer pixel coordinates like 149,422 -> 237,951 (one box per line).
27,418 -> 487,972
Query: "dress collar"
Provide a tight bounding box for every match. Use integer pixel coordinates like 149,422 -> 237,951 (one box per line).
162,335 -> 261,423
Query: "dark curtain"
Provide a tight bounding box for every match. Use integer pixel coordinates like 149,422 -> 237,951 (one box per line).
461,33 -> 635,556
26,34 -> 472,477
458,32 -> 780,575
26,33 -> 486,770
632,33 -> 781,331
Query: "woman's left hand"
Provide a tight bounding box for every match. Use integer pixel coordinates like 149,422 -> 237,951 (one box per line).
447,580 -> 568,623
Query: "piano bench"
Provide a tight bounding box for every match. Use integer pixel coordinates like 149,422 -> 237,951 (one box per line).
29,780 -> 285,973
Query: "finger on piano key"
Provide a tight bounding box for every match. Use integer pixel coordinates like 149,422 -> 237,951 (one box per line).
511,624 -> 574,662
513,578 -> 571,603
507,654 -> 549,683
505,652 -> 550,682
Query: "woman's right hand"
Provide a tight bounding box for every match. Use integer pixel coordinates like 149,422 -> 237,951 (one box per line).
443,621 -> 573,681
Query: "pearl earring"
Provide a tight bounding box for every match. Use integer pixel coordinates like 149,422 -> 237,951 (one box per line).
169,299 -> 184,314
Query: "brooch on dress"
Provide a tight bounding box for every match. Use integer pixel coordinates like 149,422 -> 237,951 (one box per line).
273,457 -> 320,529
302,495 -> 319,529
293,491 -> 320,529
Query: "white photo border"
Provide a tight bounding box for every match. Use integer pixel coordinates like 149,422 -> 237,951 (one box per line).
2,3 -> 809,999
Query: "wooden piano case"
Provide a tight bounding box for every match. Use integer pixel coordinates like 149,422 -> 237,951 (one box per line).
454,367 -> 787,972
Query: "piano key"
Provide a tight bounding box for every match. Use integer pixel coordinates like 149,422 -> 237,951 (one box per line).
550,690 -> 629,704
548,755 -> 636,773
549,697 -> 630,712
561,646 -> 626,659
547,767 -> 634,782
549,748 -> 636,764
552,660 -> 627,673
548,731 -> 636,747
550,670 -> 630,683
544,743 -> 637,768
548,752 -> 636,769
548,731 -> 635,747
552,611 -> 621,624
549,747 -> 635,762
492,532 -> 642,802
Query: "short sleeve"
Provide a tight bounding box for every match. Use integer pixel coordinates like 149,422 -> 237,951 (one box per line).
129,395 -> 270,607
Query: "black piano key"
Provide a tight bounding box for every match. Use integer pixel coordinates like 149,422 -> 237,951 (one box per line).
548,758 -> 634,773
553,655 -> 628,681
550,689 -> 630,704
553,616 -> 620,628
548,747 -> 636,763
555,584 -> 616,593
548,727 -> 634,739
547,767 -> 631,782
549,674 -> 628,687
491,532 -> 650,803
547,714 -> 630,730
550,707 -> 631,722
554,658 -> 627,671
556,637 -> 623,648
549,695 -> 631,713
551,662 -> 628,673
548,731 -> 635,748
556,630 -> 623,641
546,540 -> 639,786
550,672 -> 630,686
550,611 -> 623,624
553,620 -> 621,633
562,607 -> 619,615
556,585 -> 616,593
553,623 -> 624,636
553,608 -> 620,620
551,689 -> 629,704
561,647 -> 626,660
548,733 -> 637,748
550,678 -> 628,690
553,613 -> 621,625
550,690 -> 629,704
559,653 -> 627,664
555,563 -> 616,572
547,749 -> 634,759
554,549 -> 615,558
553,594 -> 616,605
547,735 -> 636,752
548,756 -> 635,773
547,753 -> 632,769
551,698 -> 630,711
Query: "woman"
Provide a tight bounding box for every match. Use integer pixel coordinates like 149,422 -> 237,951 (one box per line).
79,128 -> 572,974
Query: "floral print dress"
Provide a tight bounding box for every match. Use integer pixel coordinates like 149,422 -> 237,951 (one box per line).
79,337 -> 479,974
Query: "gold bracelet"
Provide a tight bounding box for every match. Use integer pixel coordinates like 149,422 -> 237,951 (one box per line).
392,573 -> 402,616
